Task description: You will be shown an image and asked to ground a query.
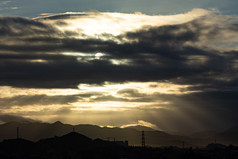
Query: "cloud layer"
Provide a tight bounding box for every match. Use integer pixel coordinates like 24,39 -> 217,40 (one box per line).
0,10 -> 238,132
0,10 -> 238,89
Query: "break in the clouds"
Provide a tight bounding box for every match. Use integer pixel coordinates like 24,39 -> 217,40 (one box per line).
0,9 -> 238,133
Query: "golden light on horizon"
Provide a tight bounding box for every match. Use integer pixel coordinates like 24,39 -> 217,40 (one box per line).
0,81 -> 198,124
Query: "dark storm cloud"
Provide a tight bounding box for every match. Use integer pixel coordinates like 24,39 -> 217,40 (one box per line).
0,16 -> 57,36
0,114 -> 40,123
0,95 -> 80,107
0,13 -> 237,91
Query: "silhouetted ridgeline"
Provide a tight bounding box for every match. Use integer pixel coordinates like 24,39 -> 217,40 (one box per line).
0,132 -> 238,159
0,121 -> 238,147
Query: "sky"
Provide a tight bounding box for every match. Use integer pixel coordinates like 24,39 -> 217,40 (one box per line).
0,0 -> 238,133
0,0 -> 238,17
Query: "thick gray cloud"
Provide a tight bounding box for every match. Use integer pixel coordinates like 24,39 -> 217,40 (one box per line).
0,95 -> 80,107
0,12 -> 238,132
0,14 -> 237,90
0,114 -> 40,123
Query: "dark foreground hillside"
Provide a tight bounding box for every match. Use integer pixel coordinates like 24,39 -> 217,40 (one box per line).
0,132 -> 238,159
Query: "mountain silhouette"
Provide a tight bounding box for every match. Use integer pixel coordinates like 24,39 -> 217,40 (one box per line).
125,125 -> 156,131
190,126 -> 238,146
221,125 -> 238,143
0,121 -> 237,147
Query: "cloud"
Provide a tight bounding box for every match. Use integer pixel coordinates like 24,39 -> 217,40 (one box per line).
0,10 -> 237,133
0,12 -> 237,89
0,95 -> 80,107
117,88 -> 143,97
120,120 -> 160,130
35,9 -> 211,36
0,114 -> 40,123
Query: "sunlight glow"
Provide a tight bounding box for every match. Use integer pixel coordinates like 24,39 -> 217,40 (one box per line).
77,82 -> 198,95
0,82 -> 197,98
0,81 -> 197,119
38,9 -> 212,39
120,120 -> 160,130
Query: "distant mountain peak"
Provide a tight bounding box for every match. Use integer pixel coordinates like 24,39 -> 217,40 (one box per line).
124,125 -> 156,131
223,125 -> 238,133
52,121 -> 63,125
